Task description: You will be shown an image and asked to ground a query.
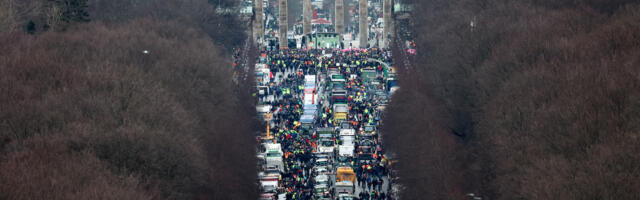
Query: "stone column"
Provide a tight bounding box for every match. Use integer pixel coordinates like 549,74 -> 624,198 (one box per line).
359,0 -> 368,48
335,0 -> 345,34
254,0 -> 264,46
303,0 -> 312,35
382,0 -> 392,48
335,0 -> 345,47
279,0 -> 288,49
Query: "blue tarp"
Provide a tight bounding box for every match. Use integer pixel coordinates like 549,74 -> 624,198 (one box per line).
305,83 -> 315,88
303,104 -> 318,111
300,114 -> 315,124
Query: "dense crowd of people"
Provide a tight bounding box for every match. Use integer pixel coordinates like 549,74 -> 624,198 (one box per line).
257,48 -> 395,200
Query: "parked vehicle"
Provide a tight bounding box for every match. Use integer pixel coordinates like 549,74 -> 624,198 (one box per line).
318,138 -> 336,154
260,174 -> 279,193
334,181 -> 355,197
333,103 -> 348,122
336,167 -> 356,183
264,143 -> 284,172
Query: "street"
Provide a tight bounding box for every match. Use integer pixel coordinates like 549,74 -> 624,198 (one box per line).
256,48 -> 397,200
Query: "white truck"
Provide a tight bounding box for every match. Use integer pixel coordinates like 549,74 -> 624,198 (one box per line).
305,75 -> 316,85
338,145 -> 355,158
339,129 -> 356,138
260,174 -> 279,193
339,129 -> 356,158
264,143 -> 284,172
333,181 -> 354,197
255,64 -> 270,85
303,92 -> 316,105
334,167 -> 356,196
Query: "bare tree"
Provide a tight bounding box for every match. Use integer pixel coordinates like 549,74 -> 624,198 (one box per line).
384,0 -> 640,199
0,17 -> 258,199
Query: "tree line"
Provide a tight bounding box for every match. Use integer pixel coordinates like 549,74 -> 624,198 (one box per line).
383,0 -> 640,199
1,0 -> 259,199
